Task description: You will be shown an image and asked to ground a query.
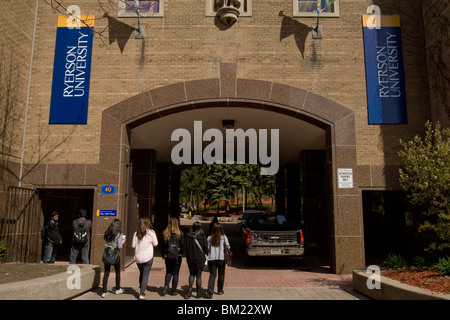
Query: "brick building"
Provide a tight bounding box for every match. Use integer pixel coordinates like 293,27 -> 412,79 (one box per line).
0,0 -> 448,273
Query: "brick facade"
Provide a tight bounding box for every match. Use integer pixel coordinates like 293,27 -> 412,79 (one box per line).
1,0 -> 448,273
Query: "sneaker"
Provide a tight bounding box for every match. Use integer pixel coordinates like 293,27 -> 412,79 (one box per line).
185,288 -> 193,299
171,291 -> 178,296
161,286 -> 168,296
139,295 -> 147,300
115,288 -> 124,295
101,292 -> 107,298
218,291 -> 224,295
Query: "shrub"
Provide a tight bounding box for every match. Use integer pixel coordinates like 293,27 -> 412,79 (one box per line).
398,121 -> 450,252
384,253 -> 408,269
434,256 -> 450,276
0,241 -> 6,263
413,255 -> 432,269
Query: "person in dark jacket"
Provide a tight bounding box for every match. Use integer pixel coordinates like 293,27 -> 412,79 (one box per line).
184,221 -> 208,299
42,211 -> 62,264
161,217 -> 184,296
208,216 -> 219,236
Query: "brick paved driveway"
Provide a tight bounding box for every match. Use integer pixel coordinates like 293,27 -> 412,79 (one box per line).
75,219 -> 367,300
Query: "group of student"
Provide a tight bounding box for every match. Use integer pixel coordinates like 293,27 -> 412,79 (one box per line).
102,216 -> 230,300
41,209 -> 92,265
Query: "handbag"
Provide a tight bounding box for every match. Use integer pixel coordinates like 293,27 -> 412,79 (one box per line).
102,246 -> 120,265
224,245 -> 233,266
194,238 -> 209,272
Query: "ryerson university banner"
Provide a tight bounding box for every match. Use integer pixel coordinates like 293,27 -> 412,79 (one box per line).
49,15 -> 95,124
362,15 -> 407,124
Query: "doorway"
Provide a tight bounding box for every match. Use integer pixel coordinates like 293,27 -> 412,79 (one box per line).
39,189 -> 94,262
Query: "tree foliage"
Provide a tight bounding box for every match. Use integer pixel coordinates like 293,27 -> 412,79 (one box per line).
398,121 -> 450,252
180,163 -> 276,213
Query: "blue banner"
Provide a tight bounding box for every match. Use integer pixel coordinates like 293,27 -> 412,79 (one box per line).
49,16 -> 95,124
363,15 -> 407,124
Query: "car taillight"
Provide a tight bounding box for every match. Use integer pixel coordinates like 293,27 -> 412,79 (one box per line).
298,230 -> 304,247
246,231 -> 252,246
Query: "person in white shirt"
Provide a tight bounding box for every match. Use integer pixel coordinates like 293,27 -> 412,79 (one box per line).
206,223 -> 230,298
132,217 -> 158,300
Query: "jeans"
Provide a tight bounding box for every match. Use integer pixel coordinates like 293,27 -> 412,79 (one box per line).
207,259 -> 225,294
102,259 -> 121,293
69,243 -> 90,264
43,244 -> 57,263
137,258 -> 154,296
164,257 -> 182,293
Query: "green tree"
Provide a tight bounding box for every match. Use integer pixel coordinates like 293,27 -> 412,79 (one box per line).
180,163 -> 277,214
398,121 -> 450,252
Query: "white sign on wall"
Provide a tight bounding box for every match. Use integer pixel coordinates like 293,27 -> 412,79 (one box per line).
338,168 -> 353,189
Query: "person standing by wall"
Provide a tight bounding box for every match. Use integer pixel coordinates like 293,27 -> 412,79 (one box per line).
69,209 -> 92,264
206,223 -> 230,298
161,217 -> 184,296
184,221 -> 208,299
102,219 -> 125,298
42,211 -> 62,264
132,217 -> 158,300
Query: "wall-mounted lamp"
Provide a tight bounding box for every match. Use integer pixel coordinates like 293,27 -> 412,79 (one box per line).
216,0 -> 241,26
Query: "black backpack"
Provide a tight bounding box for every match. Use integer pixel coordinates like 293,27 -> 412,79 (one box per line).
166,234 -> 180,259
73,220 -> 88,244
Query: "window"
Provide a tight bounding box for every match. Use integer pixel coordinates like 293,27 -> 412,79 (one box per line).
293,0 -> 340,18
118,0 -> 164,18
206,0 -> 252,17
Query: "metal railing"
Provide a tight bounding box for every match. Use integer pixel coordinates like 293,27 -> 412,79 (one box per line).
0,187 -> 43,262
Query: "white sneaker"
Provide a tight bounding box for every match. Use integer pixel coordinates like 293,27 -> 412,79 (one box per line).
101,293 -> 107,298
115,288 -> 124,295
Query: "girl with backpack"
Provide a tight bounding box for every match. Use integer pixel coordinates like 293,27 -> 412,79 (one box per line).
102,219 -> 126,298
161,217 -> 184,296
184,221 -> 208,299
132,217 -> 158,300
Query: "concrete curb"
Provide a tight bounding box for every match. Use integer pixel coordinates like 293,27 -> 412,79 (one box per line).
0,264 -> 100,300
352,269 -> 450,300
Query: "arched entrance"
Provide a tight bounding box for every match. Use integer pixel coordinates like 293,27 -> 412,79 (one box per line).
93,63 -> 363,274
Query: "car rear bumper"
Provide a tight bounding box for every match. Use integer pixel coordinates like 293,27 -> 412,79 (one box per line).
246,246 -> 305,257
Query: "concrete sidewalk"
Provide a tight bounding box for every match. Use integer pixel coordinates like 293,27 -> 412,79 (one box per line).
74,256 -> 368,300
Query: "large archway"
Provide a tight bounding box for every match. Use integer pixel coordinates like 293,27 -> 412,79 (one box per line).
93,63 -> 362,274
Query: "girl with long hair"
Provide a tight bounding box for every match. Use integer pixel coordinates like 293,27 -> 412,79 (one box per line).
102,219 -> 126,298
132,217 -> 158,300
161,217 -> 184,296
206,222 -> 230,298
184,221 -> 208,298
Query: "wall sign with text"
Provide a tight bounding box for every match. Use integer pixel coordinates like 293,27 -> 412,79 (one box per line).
362,15 -> 407,125
49,15 -> 95,124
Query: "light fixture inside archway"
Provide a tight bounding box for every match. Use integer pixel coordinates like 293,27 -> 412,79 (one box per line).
222,119 -> 235,128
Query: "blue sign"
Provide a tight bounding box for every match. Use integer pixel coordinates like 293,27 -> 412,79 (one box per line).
101,185 -> 116,194
97,210 -> 117,217
363,15 -> 407,124
49,16 -> 95,124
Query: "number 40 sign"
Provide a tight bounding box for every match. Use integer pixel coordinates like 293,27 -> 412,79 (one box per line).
101,185 -> 115,194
